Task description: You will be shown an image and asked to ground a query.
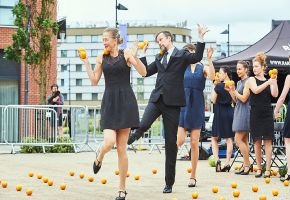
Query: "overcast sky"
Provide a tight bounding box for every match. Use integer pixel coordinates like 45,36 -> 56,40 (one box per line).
57,0 -> 290,44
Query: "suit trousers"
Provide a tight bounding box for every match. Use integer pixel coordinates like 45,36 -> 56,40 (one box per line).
135,96 -> 180,186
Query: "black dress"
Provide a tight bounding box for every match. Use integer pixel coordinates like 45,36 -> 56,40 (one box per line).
250,77 -> 274,140
212,83 -> 234,138
282,91 -> 290,138
100,50 -> 139,130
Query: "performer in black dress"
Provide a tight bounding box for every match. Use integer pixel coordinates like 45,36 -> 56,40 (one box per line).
247,52 -> 278,178
81,27 -> 146,200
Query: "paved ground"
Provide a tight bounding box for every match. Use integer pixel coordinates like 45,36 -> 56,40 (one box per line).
0,147 -> 289,200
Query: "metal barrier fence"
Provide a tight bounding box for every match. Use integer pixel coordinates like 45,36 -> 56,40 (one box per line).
0,105 -> 6,144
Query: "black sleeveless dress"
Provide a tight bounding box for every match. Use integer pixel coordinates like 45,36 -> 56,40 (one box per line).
250,77 -> 274,140
282,90 -> 290,138
100,50 -> 139,130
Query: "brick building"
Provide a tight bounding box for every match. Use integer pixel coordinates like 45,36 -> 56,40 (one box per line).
0,0 -> 57,105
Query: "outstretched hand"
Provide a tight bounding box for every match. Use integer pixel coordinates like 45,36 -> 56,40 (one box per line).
197,24 -> 209,40
207,47 -> 214,59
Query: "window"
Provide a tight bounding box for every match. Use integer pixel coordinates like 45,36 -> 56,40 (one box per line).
61,64 -> 67,72
175,35 -> 183,42
76,35 -> 82,43
76,93 -> 82,100
91,35 -> 99,43
137,78 -> 143,85
91,64 -> 95,70
76,64 -> 82,72
62,93 -> 67,100
0,0 -> 17,26
61,79 -> 64,86
76,79 -> 82,86
61,50 -> 67,57
182,35 -> 186,43
92,93 -> 98,100
91,49 -> 98,57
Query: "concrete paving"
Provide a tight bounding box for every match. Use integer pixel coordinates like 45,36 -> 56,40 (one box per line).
0,148 -> 289,200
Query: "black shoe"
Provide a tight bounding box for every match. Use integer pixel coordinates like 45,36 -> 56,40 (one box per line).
115,191 -> 127,200
188,178 -> 196,187
127,132 -> 143,145
221,164 -> 231,172
255,169 -> 262,178
215,160 -> 222,172
163,185 -> 172,193
280,174 -> 290,182
93,159 -> 102,174
240,164 -> 253,175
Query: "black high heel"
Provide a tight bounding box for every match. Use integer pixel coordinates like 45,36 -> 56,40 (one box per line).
235,165 -> 244,175
93,159 -> 102,174
255,169 -> 262,178
280,174 -> 290,182
240,164 -> 253,175
116,191 -> 127,200
221,164 -> 231,172
216,160 -> 222,172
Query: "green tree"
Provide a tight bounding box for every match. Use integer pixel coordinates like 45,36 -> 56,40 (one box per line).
4,0 -> 58,104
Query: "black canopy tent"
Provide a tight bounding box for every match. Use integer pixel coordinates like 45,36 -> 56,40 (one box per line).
213,21 -> 290,70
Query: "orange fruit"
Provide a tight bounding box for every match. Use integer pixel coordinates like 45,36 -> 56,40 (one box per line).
26,189 -> 33,196
218,197 -> 225,200
265,177 -> 271,184
253,166 -> 258,172
272,69 -> 278,74
47,180 -> 53,186
214,80 -> 218,85
187,167 -> 192,173
212,186 -> 218,193
230,80 -> 235,86
269,70 -> 273,76
101,178 -> 107,184
69,170 -> 75,176
79,172 -> 85,179
272,189 -> 279,196
103,49 -> 110,55
252,185 -> 258,192
78,47 -> 85,52
16,184 -> 22,191
114,169 -> 120,175
1,181 -> 8,188
259,194 -> 267,200
28,171 -> 34,177
37,173 -> 42,179
79,51 -> 86,59
271,74 -> 277,79
225,81 -> 229,87
160,50 -> 164,55
215,72 -> 219,76
231,182 -> 237,188
138,42 -> 145,49
284,180 -> 289,186
233,189 -> 240,198
143,40 -> 149,45
42,177 -> 49,183
87,176 -> 94,182
272,170 -> 278,176
126,172 -> 130,177
60,183 -> 66,190
152,168 -> 157,174
191,191 -> 198,199
134,175 -> 140,180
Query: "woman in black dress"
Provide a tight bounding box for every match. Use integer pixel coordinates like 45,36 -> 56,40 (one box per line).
211,66 -> 235,172
247,52 -> 278,178
81,27 -> 146,200
274,55 -> 290,181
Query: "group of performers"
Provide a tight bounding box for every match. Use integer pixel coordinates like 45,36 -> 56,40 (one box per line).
80,25 -> 290,200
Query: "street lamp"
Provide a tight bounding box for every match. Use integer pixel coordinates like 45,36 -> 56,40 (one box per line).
221,24 -> 230,57
115,0 -> 128,27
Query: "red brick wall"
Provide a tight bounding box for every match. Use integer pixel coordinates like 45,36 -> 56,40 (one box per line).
0,0 -> 57,105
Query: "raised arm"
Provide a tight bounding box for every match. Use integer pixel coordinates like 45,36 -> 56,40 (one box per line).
204,47 -> 215,80
124,45 -> 147,77
81,54 -> 103,86
274,75 -> 290,117
248,77 -> 271,94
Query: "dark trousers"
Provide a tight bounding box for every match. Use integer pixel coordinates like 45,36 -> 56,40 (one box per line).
135,96 -> 180,186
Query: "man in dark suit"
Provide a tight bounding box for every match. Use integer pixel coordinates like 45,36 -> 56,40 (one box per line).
128,25 -> 209,193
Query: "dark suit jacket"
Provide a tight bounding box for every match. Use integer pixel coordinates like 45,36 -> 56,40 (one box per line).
140,42 -> 205,107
